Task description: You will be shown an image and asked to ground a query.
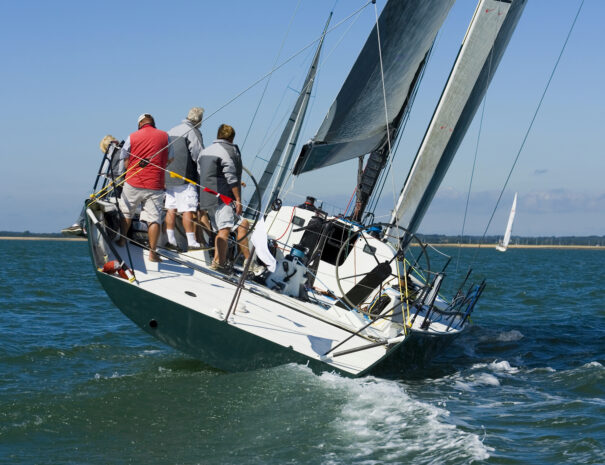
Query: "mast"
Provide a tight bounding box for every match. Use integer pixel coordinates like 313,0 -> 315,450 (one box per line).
389,0 -> 527,237
246,13 -> 331,217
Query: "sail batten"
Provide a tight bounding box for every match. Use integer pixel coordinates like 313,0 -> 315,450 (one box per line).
293,0 -> 455,176
390,0 -> 527,235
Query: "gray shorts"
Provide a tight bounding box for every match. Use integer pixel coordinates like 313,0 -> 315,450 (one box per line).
208,202 -> 236,230
119,183 -> 165,224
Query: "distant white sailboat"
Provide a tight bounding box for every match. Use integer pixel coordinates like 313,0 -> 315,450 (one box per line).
496,193 -> 517,252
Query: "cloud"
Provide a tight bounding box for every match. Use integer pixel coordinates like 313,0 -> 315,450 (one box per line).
522,189 -> 605,214
533,169 -> 548,175
416,188 -> 605,235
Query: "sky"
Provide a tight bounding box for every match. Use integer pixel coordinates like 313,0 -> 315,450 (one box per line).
0,0 -> 603,236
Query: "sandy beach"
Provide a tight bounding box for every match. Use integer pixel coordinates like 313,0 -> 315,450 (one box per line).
431,243 -> 605,250
0,236 -> 86,242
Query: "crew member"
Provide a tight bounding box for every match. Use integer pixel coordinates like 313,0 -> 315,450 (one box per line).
61,134 -> 123,237
197,124 -> 250,271
117,114 -> 172,262
164,107 -> 205,250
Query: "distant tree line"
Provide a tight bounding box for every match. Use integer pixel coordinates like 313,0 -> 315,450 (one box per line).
1,230 -> 604,246
418,234 -> 605,247
0,231 -> 64,238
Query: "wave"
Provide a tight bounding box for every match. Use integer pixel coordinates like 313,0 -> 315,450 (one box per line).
472,360 -> 520,374
496,329 -> 524,342
301,366 -> 492,464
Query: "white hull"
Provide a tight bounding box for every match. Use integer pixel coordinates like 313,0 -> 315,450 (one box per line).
86,204 -> 479,377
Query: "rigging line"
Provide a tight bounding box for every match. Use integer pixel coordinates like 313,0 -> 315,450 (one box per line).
240,0 -> 303,152
366,116 -> 406,217
474,0 -> 584,261
253,78 -> 296,164
269,6 -> 364,205
264,60 -> 321,210
456,16 -> 498,273
457,95 -> 487,272
372,36 -> 437,217
92,3 -> 373,204
202,1 -> 373,127
373,1 -> 397,215
368,15 -> 446,220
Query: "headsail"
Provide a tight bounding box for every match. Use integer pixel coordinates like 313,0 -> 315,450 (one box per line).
390,0 -> 527,235
292,0 -> 455,175
246,14 -> 331,216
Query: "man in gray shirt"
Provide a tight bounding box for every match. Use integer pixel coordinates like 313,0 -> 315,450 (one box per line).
198,124 -> 250,271
164,107 -> 205,250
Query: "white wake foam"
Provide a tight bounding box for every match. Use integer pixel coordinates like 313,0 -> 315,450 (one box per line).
313,370 -> 491,464
496,329 -> 524,342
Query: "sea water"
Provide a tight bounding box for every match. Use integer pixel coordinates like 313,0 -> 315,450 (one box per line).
0,240 -> 603,464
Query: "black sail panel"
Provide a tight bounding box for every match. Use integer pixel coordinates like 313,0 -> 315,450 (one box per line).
293,0 -> 455,175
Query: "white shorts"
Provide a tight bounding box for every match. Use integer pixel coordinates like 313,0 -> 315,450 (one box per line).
165,183 -> 198,212
119,183 -> 165,224
208,202 -> 236,230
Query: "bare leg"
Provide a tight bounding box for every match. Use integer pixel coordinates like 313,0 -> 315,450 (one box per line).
148,222 -> 161,261
182,211 -> 194,234
197,210 -> 212,246
182,210 -> 201,248
165,208 -> 177,245
215,228 -> 230,265
237,219 -> 250,261
117,217 -> 132,246
199,210 -> 211,232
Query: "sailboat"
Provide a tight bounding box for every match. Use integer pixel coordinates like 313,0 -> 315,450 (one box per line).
84,0 -> 526,377
496,192 -> 517,252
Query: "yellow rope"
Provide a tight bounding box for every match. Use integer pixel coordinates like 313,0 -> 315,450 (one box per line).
403,259 -> 411,330
396,257 -> 411,334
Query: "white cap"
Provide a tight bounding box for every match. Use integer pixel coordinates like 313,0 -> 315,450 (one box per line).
137,113 -> 152,124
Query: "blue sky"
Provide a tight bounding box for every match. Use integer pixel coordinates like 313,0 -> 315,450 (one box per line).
0,0 -> 602,236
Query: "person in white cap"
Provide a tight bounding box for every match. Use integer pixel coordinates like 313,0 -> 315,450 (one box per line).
164,107 -> 205,250
117,114 -> 172,262
61,134 -> 124,237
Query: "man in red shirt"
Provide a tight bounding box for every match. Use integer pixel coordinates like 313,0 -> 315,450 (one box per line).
117,114 -> 172,262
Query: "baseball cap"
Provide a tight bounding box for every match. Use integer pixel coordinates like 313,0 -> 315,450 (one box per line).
137,113 -> 152,124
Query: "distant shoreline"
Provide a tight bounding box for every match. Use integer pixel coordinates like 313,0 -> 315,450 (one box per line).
431,243 -> 605,250
0,236 -> 86,242
1,236 -> 603,250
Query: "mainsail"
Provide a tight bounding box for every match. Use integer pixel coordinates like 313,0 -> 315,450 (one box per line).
292,0 -> 455,175
390,0 -> 527,235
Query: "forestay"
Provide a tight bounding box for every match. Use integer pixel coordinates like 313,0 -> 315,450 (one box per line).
293,0 -> 455,175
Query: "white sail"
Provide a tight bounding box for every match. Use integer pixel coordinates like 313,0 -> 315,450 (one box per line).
496,192 -> 517,252
389,0 -> 526,236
